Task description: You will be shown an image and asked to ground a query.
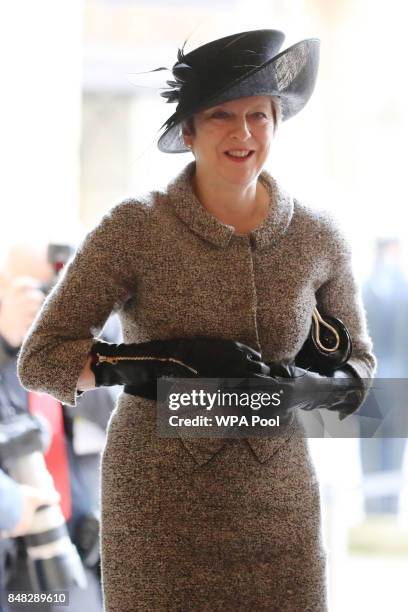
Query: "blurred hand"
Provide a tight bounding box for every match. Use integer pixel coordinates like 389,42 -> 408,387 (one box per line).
0,277 -> 45,347
6,484 -> 60,538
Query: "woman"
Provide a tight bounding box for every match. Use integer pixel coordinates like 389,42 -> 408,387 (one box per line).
18,30 -> 376,611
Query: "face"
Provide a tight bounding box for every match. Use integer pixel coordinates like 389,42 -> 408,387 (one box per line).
183,95 -> 276,188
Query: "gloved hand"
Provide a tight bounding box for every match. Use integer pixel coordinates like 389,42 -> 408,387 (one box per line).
90,337 -> 270,400
266,362 -> 364,420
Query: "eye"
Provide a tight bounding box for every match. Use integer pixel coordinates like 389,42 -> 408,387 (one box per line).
210,110 -> 229,119
252,112 -> 268,119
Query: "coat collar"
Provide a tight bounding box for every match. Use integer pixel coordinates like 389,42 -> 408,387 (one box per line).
166,161 -> 294,250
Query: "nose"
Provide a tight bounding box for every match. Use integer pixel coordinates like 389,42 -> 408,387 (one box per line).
230,116 -> 251,141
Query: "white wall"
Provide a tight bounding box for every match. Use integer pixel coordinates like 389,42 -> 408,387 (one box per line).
0,1 -> 84,251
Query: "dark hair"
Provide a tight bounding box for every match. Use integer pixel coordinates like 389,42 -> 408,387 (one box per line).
183,97 -> 281,137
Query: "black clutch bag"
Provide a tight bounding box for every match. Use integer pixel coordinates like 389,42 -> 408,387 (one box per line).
294,307 -> 352,375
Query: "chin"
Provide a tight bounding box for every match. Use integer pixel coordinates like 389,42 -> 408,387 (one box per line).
219,156 -> 265,184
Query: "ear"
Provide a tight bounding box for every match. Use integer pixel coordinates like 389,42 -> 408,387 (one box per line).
181,122 -> 194,149
181,124 -> 193,149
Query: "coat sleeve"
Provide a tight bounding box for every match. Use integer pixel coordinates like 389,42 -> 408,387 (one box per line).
315,213 -> 377,402
17,200 -> 143,407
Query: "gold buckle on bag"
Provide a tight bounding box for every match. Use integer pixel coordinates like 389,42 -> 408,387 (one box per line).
312,307 -> 340,353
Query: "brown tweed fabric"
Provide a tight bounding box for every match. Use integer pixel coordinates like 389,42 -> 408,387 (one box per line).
18,161 -> 376,611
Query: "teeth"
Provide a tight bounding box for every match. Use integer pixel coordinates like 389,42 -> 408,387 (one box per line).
227,150 -> 251,157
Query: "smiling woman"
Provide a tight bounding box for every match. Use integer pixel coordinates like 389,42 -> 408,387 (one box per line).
17,29 -> 376,612
182,95 -> 278,230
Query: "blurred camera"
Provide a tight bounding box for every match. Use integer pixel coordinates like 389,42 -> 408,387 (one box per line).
0,409 -> 87,590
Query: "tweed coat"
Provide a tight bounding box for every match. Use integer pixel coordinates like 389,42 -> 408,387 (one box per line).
18,161 -> 376,611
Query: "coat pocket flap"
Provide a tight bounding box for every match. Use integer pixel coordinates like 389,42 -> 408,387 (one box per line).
177,435 -> 228,466
246,420 -> 297,463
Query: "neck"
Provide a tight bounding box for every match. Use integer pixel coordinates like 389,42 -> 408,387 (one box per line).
191,167 -> 269,230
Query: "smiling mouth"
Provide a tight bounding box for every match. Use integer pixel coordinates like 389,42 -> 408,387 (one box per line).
224,150 -> 255,160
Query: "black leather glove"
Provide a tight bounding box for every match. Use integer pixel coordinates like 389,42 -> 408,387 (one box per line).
266,362 -> 365,420
90,337 -> 270,400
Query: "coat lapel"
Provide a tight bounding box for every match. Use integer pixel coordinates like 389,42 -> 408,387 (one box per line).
166,162 -> 294,251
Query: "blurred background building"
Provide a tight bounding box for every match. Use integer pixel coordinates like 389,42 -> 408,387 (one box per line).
1,1 -> 408,611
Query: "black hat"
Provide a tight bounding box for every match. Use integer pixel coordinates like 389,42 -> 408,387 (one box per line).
157,29 -> 320,154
